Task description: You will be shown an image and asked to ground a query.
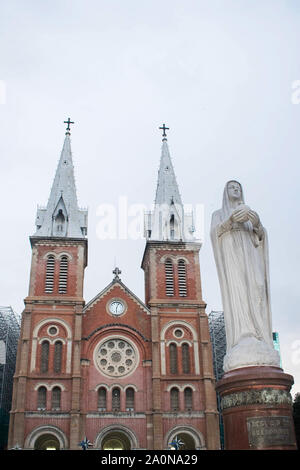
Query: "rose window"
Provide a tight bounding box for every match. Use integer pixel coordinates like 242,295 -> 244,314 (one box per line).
95,338 -> 138,377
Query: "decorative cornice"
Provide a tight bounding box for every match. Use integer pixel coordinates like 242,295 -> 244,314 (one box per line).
220,388 -> 293,410
25,412 -> 70,418
86,412 -> 146,419
162,411 -> 205,418
148,301 -> 206,309
30,236 -> 88,247
141,241 -> 201,269
24,297 -> 85,306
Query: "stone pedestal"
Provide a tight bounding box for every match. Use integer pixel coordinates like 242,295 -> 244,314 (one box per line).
216,366 -> 297,450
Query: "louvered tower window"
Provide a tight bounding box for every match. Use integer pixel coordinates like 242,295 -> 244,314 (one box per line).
98,387 -> 107,411
40,341 -> 49,373
112,387 -> 121,411
51,387 -> 61,410
126,388 -> 135,410
37,386 -> 47,409
170,388 -> 179,411
54,341 -> 63,373
178,260 -> 187,297
59,256 -> 68,294
45,255 -> 55,293
182,343 -> 191,374
169,343 -> 178,374
184,387 -> 193,411
165,259 -> 174,296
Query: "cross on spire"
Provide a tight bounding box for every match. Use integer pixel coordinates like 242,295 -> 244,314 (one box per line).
159,123 -> 169,140
113,267 -> 122,280
64,117 -> 74,135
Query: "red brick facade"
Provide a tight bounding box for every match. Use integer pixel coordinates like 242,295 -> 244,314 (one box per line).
8,236 -> 220,450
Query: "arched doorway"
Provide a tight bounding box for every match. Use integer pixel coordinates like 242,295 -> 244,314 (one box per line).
101,431 -> 131,450
34,434 -> 60,450
95,425 -> 138,450
166,426 -> 205,450
174,433 -> 196,450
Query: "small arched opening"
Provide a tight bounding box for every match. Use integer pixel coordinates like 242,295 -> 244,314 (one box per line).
101,431 -> 131,450
34,434 -> 60,450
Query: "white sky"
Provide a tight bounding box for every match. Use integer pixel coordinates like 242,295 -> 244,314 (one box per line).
0,0 -> 299,396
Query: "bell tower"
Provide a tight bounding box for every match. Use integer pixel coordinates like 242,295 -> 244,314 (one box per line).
8,122 -> 88,450
142,127 -> 220,450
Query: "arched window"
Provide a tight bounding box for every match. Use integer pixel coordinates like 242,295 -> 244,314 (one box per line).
53,341 -> 63,373
182,343 -> 191,374
169,343 -> 178,374
184,387 -> 193,411
170,214 -> 175,240
178,259 -> 187,297
37,386 -> 47,409
45,255 -> 55,293
40,341 -> 49,373
126,387 -> 135,410
170,387 -> 179,411
59,256 -> 68,294
98,387 -> 107,411
51,387 -> 61,410
55,209 -> 65,234
112,387 -> 121,412
165,259 -> 174,296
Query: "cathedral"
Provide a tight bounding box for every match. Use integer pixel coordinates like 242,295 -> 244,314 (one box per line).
8,123 -> 220,450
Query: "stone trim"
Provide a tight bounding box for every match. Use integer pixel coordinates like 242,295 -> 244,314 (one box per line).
42,251 -> 73,261
159,254 -> 190,265
82,323 -> 151,342
83,280 -> 150,314
166,339 -> 193,347
25,412 -> 70,418
34,382 -> 67,391
24,424 -> 69,449
166,383 -> 196,392
94,424 -> 139,449
87,412 -> 146,419
162,411 -> 205,418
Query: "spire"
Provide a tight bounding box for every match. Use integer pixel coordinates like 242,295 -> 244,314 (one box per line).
154,139 -> 182,207
34,124 -> 87,238
144,126 -> 195,242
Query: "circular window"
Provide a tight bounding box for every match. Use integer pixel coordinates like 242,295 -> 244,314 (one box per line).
48,326 -> 58,336
174,328 -> 184,338
95,337 -> 138,378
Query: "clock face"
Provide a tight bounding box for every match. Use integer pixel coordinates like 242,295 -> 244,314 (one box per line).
109,300 -> 125,316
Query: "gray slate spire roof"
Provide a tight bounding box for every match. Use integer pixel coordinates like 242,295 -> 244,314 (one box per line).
154,139 -> 183,207
144,137 -> 195,242
34,133 -> 87,238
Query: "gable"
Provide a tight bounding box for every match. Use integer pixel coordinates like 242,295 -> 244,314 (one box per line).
83,280 -> 150,315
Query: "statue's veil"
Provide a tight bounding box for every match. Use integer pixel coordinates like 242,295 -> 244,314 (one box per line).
221,180 -> 245,220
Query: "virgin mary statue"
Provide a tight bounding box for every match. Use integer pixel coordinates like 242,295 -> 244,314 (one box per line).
210,181 -> 280,372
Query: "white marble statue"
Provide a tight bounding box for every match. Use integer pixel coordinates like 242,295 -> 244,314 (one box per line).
210,180 -> 280,372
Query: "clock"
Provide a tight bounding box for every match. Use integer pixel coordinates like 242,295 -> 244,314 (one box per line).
109,300 -> 125,316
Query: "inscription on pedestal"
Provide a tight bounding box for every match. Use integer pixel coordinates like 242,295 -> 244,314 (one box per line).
247,416 -> 294,448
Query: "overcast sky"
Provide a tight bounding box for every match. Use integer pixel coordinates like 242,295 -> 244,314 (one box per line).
0,0 -> 299,396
